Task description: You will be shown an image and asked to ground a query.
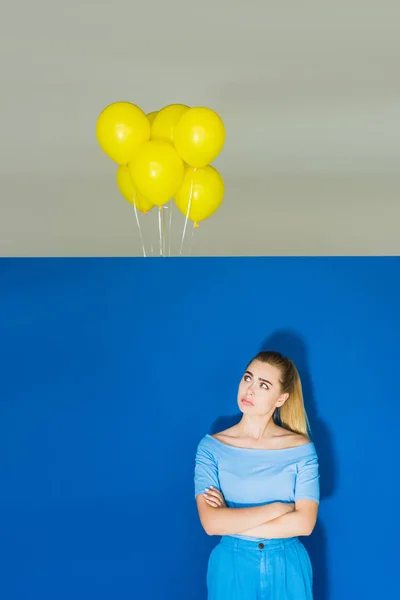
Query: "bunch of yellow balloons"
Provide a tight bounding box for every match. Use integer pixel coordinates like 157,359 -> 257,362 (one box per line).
96,101 -> 225,225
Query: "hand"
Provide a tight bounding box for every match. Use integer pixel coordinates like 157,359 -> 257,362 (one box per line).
203,486 -> 227,508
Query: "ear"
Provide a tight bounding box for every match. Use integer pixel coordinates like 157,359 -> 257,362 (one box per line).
276,393 -> 289,407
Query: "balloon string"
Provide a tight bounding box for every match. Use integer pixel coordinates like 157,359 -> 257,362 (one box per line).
188,223 -> 197,256
161,205 -> 167,256
126,167 -> 146,257
158,208 -> 163,256
133,202 -> 146,258
179,168 -> 196,255
149,206 -> 155,257
150,213 -> 154,257
168,202 -> 173,256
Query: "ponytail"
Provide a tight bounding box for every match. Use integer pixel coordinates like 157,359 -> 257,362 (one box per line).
275,371 -> 311,437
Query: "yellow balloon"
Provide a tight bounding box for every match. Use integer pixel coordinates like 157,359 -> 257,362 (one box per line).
174,166 -> 224,223
130,141 -> 184,206
174,107 -> 226,168
147,111 -> 158,126
151,104 -> 189,144
96,102 -> 150,165
116,165 -> 154,213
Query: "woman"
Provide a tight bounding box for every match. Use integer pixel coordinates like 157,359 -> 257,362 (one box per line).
194,350 -> 320,600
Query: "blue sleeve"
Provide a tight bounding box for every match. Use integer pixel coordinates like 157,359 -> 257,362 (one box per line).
194,438 -> 220,497
294,452 -> 320,504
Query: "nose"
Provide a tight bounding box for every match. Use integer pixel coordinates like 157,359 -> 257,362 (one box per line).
246,382 -> 255,395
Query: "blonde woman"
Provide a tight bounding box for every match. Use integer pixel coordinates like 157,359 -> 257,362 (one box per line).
194,351 -> 320,600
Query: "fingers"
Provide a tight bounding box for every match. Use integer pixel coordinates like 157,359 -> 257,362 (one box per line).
204,487 -> 223,500
204,497 -> 220,507
203,486 -> 224,507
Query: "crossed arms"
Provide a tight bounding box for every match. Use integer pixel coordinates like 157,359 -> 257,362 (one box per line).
196,489 -> 318,538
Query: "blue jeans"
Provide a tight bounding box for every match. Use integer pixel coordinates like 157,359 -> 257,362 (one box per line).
207,536 -> 313,600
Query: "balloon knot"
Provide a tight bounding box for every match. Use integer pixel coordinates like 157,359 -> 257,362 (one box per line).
194,222 -> 199,228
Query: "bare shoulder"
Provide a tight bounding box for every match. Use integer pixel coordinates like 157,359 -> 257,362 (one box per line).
273,427 -> 311,449
292,434 -> 311,447
210,427 -> 238,442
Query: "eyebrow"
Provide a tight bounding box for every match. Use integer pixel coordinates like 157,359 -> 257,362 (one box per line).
245,370 -> 273,387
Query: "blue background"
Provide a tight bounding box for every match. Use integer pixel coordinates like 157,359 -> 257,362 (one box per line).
0,257 -> 398,599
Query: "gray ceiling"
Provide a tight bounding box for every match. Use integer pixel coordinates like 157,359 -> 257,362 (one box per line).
1,0 -> 399,256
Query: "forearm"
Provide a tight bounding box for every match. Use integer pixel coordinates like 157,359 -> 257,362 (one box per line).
240,509 -> 312,539
205,502 -> 291,536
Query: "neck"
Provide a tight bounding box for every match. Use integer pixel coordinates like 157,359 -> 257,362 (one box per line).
237,414 -> 278,441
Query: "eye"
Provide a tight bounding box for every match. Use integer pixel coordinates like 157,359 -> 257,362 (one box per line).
244,374 -> 251,382
260,382 -> 269,390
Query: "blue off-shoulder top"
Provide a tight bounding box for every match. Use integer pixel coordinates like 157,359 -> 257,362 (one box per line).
194,434 -> 320,541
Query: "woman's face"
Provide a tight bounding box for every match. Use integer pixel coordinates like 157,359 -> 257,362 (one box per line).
237,360 -> 289,415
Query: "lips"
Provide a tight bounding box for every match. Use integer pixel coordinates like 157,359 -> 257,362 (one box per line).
241,398 -> 254,406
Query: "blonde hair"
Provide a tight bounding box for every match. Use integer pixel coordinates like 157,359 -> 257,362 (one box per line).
247,351 -> 311,437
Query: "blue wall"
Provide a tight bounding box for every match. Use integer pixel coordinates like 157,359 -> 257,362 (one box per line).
0,257 -> 398,599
